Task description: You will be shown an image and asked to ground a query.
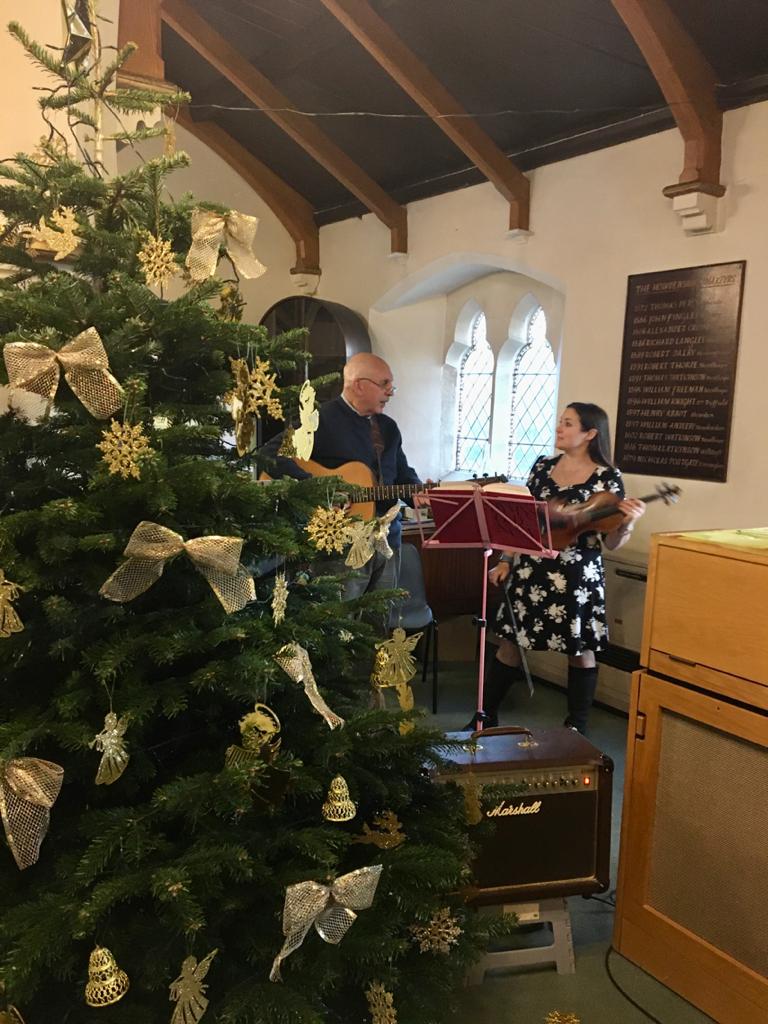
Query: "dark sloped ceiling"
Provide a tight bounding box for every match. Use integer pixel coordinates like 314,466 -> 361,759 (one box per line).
161,0 -> 768,225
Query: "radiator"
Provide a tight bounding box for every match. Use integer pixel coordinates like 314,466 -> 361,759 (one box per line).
524,554 -> 648,713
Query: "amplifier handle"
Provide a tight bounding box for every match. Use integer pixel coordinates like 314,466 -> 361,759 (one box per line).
471,725 -> 534,741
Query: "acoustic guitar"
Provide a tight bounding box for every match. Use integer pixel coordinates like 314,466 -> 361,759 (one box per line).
547,482 -> 681,551
261,458 -> 507,520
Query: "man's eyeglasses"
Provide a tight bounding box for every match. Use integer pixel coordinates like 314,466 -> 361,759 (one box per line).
358,377 -> 397,394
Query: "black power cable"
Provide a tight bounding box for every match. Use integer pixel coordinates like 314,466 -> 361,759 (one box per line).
604,945 -> 668,1024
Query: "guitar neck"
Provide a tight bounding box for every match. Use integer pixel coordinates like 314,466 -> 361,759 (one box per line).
352,482 -> 422,503
350,474 -> 505,503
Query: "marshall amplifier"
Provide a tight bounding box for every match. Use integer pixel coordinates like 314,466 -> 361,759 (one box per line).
437,726 -> 613,906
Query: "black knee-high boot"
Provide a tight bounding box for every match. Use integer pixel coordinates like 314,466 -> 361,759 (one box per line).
462,657 -> 523,730
565,665 -> 599,733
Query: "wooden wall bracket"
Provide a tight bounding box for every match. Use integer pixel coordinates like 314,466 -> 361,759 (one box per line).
611,0 -> 725,200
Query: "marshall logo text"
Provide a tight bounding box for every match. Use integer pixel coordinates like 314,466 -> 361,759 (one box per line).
486,799 -> 542,818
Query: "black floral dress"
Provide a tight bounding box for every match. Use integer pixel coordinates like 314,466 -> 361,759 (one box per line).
495,455 -> 625,655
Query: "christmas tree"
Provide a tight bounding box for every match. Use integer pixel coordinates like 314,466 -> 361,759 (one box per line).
0,16 -> 508,1023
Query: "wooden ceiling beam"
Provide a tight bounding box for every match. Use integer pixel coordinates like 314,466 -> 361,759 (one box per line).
117,0 -> 174,91
175,111 -> 320,276
318,0 -> 530,231
160,0 -> 407,253
610,0 -> 725,195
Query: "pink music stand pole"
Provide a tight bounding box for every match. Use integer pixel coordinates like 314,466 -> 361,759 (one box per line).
475,547 -> 493,722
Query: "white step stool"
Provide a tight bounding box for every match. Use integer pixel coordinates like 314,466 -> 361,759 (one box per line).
466,897 -> 575,985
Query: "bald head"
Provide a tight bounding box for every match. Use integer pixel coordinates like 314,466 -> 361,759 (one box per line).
342,353 -> 395,416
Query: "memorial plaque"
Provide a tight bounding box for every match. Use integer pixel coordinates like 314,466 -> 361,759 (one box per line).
615,261 -> 745,482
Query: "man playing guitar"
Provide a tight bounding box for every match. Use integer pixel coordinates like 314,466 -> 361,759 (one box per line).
260,352 -> 422,597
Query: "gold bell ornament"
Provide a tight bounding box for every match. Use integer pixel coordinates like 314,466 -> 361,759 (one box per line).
321,775 -> 356,822
84,946 -> 130,1007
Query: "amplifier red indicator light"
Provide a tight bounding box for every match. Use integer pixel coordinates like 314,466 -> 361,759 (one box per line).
583,776 -> 591,786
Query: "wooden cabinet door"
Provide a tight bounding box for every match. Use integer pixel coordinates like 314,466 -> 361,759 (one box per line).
614,671 -> 768,1024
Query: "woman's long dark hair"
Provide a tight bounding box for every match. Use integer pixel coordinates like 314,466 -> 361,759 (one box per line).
566,402 -> 614,467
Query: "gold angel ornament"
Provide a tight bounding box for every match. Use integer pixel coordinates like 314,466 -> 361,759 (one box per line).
89,712 -> 130,785
169,948 -> 218,1024
374,628 -> 422,688
0,570 -> 23,639
292,380 -> 318,460
225,703 -> 281,768
344,505 -> 400,570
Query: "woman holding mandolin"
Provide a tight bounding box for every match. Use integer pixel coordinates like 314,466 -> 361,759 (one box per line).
468,402 -> 645,734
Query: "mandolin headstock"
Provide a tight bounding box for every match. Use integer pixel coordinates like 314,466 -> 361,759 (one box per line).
471,472 -> 509,485
656,482 -> 682,505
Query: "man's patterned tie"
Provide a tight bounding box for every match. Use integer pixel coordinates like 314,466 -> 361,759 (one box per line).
369,415 -> 384,483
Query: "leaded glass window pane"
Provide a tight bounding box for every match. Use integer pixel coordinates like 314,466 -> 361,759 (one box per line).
455,312 -> 494,473
507,308 -> 557,480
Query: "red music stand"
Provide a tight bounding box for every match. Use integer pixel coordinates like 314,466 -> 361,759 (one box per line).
413,484 -> 555,730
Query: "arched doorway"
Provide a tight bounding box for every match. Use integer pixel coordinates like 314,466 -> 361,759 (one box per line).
258,296 -> 372,441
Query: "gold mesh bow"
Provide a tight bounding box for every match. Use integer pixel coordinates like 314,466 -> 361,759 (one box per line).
269,864 -> 382,981
274,643 -> 344,729
3,327 -> 124,419
185,208 -> 266,282
99,521 -> 255,614
0,757 -> 64,869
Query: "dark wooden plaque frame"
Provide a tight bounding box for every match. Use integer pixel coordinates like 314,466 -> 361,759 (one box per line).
615,261 -> 746,482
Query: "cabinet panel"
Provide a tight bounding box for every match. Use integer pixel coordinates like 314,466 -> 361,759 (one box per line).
614,672 -> 768,1024
643,536 -> 768,689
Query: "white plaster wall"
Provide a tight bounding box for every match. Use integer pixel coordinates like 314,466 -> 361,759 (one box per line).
314,101 -> 768,557
0,1 -> 119,157
0,1 -> 63,156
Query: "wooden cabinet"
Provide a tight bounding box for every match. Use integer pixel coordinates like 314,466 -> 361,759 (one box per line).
641,530 -> 768,708
615,530 -> 768,1024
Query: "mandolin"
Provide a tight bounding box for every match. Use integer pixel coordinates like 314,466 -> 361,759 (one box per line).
546,482 -> 681,551
260,458 -> 507,520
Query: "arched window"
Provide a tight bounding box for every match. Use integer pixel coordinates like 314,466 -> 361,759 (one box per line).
507,306 -> 557,480
455,311 -> 494,473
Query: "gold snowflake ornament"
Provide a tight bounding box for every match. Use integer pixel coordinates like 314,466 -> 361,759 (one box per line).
31,133 -> 70,166
306,506 -> 350,554
410,908 -> 463,955
271,572 -> 288,625
218,282 -> 244,322
366,981 -> 397,1024
26,206 -> 80,260
97,420 -> 152,480
544,1013 -> 581,1024
137,234 -> 177,288
244,357 -> 283,420
353,811 -> 406,850
226,356 -> 283,456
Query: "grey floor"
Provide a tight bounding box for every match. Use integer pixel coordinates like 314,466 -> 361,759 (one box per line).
409,654 -> 715,1024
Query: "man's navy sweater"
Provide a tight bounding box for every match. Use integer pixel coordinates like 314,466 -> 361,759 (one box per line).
260,396 -> 421,546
